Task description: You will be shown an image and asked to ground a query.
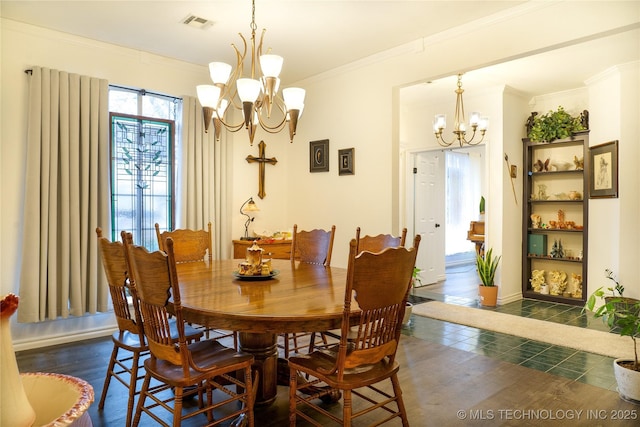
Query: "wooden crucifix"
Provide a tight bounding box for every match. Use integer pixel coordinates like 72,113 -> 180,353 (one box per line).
246,140 -> 277,199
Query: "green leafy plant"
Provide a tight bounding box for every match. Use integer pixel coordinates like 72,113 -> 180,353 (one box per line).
479,196 -> 485,214
605,268 -> 625,296
412,267 -> 423,288
476,248 -> 501,287
527,106 -> 585,142
584,284 -> 640,371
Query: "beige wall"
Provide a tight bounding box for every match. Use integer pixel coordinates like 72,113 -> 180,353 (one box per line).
2,1 -> 639,349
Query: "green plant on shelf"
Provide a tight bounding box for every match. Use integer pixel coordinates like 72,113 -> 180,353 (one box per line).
527,106 -> 586,142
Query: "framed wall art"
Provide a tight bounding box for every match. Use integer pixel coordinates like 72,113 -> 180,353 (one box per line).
589,140 -> 618,198
309,139 -> 329,172
338,148 -> 354,176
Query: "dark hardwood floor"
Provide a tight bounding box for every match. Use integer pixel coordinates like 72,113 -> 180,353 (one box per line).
16,332 -> 639,426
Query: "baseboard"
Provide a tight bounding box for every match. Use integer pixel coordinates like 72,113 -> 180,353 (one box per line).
13,326 -> 117,352
498,291 -> 523,306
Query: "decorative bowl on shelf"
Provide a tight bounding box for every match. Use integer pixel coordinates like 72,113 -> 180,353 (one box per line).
551,161 -> 572,171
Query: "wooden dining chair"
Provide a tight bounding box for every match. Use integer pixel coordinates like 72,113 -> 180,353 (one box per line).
95,228 -> 203,427
155,222 -> 236,347
290,224 -> 336,267
155,222 -> 212,262
355,226 -> 407,254
279,224 -> 336,358
309,226 -> 409,352
124,234 -> 257,427
288,235 -> 420,427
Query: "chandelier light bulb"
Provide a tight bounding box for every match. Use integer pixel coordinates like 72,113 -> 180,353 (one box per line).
217,99 -> 229,116
259,54 -> 284,78
237,78 -> 261,103
434,114 -> 446,131
196,85 -> 221,108
469,112 -> 481,127
282,87 -> 306,110
208,62 -> 233,85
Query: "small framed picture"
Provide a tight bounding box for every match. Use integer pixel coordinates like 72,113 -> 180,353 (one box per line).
309,139 -> 329,172
589,140 -> 618,198
338,148 -> 355,176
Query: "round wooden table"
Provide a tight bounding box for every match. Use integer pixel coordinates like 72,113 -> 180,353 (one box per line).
175,258 -> 355,406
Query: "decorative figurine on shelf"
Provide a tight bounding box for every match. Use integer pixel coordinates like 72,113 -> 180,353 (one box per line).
526,112 -> 538,135
530,214 -> 542,229
549,270 -> 568,296
530,269 -> 545,292
533,158 -> 550,172
550,239 -> 565,258
551,160 -> 572,171
573,155 -> 584,170
580,109 -> 589,130
557,209 -> 566,229
571,273 -> 583,298
537,184 -> 548,200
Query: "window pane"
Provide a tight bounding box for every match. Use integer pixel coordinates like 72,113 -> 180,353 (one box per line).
110,114 -> 173,250
109,89 -> 138,115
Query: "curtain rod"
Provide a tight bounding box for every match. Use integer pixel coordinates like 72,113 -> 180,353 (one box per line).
23,72 -> 180,102
110,84 -> 181,102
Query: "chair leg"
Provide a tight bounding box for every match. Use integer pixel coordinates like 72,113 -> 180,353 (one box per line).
391,373 -> 410,426
343,389 -> 353,426
132,372 -> 151,427
173,386 -> 183,427
288,365 -> 298,427
98,345 -> 119,410
125,351 -> 141,427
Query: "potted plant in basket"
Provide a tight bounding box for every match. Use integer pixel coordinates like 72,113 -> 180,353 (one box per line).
476,248 -> 500,307
603,269 -> 640,328
584,270 -> 640,403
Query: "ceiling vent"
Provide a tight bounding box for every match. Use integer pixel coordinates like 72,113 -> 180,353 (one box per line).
181,14 -> 214,30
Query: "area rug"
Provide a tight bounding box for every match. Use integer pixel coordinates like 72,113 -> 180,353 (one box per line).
412,301 -> 635,360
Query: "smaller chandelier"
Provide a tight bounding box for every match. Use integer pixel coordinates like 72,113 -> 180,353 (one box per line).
433,74 -> 488,147
197,0 -> 305,145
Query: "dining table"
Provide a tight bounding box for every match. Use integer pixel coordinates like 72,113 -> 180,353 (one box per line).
174,258 -> 359,406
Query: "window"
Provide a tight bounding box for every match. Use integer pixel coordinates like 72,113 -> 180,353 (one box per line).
109,86 -> 179,250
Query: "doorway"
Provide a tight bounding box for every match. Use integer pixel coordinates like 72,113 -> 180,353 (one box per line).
409,145 -> 485,294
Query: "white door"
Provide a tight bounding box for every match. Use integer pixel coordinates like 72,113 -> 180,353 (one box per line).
413,151 -> 445,285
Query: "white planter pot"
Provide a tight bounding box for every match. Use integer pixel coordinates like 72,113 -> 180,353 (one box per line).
402,302 -> 413,325
613,358 -> 640,404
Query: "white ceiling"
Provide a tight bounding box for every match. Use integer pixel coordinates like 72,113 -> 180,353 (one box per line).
2,1 -> 639,99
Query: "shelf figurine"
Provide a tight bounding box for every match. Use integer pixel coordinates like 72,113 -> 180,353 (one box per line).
530,269 -> 545,292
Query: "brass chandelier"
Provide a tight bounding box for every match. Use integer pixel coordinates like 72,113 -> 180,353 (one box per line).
196,0 -> 305,144
433,74 -> 488,147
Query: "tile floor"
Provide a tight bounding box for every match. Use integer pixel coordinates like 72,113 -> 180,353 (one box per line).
406,267 -> 619,393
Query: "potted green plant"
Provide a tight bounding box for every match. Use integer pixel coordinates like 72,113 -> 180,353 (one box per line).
527,106 -> 586,142
584,270 -> 640,403
479,196 -> 485,221
403,267 -> 423,325
603,269 -> 640,326
476,248 -> 500,307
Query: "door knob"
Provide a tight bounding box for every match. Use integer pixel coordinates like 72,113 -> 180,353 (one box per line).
435,223 -> 441,228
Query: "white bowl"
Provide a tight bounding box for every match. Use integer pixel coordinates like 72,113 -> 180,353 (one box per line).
21,372 -> 93,427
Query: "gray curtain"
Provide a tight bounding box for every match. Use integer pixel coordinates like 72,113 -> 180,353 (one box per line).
18,66 -> 109,322
177,96 -> 232,259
